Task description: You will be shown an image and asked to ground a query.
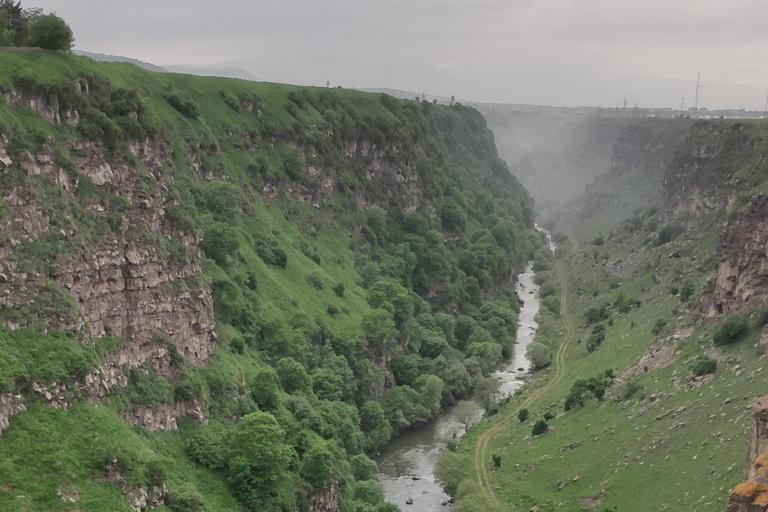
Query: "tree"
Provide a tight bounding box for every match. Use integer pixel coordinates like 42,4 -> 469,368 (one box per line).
492,453 -> 502,467
350,454 -> 379,482
251,367 -> 280,410
454,401 -> 479,433
27,13 -> 74,51
713,314 -> 748,345
362,308 -> 398,361
532,419 -> 548,436
275,357 -> 311,394
302,441 -> 334,488
226,412 -> 292,510
435,451 -> 470,496
359,400 -> 393,450
518,408 -> 529,423
473,377 -> 500,411
168,483 -> 204,512
679,280 -> 695,302
526,342 -> 552,370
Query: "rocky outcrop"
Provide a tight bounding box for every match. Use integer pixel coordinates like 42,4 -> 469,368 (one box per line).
727,396 -> 768,512
299,482 -> 340,512
662,122 -> 768,220
0,392 -> 26,432
704,196 -> 768,317
120,399 -> 208,432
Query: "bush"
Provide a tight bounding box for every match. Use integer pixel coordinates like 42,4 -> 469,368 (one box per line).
531,419 -> 548,436
333,283 -> 345,297
691,356 -> 717,377
27,14 -> 74,51
679,281 -> 695,302
543,411 -> 555,421
165,93 -> 199,119
307,272 -> 324,290
655,225 -> 685,246
492,453 -> 502,467
651,319 -> 667,337
713,314 -> 748,345
592,236 -> 604,246
168,483 -> 203,512
518,408 -> 529,423
526,342 -> 552,369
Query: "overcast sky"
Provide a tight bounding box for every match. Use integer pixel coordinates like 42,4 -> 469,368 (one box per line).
36,0 -> 768,109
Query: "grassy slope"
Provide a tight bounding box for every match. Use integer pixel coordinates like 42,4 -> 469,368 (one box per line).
453,209 -> 761,512
0,52 -> 540,512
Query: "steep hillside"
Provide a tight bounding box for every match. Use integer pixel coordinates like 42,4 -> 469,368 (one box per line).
440,117 -> 768,512
0,52 -> 543,512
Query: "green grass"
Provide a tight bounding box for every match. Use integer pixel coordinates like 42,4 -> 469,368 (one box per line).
451,205 -> 760,511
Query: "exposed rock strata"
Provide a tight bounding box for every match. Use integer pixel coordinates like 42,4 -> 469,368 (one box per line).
727,396 -> 768,512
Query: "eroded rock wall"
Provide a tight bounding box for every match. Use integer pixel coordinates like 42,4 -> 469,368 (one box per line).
704,197 -> 768,317
728,396 -> 768,512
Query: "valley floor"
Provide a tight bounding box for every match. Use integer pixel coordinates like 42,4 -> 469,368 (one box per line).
451,213 -> 759,512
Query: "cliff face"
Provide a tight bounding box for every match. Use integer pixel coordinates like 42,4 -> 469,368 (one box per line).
0,52 -> 538,512
576,119 -> 690,219
704,196 -> 768,317
662,121 -> 768,220
728,396 -> 768,512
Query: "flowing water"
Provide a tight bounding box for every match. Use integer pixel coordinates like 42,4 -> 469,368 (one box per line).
375,242 -> 548,510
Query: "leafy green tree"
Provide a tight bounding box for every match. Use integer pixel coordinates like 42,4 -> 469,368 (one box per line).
713,314 -> 748,345
417,374 -> 444,416
350,453 -> 379,481
531,419 -> 548,436
526,341 -> 552,370
691,355 -> 717,376
473,377 -> 500,411
202,222 -> 240,267
226,412 -> 292,510
26,13 -> 73,50
362,308 -> 398,361
251,367 -> 280,410
302,441 -> 334,488
454,400 -> 479,432
367,279 -> 414,326
168,483 -> 204,512
275,357 -> 311,394
359,400 -> 393,450
435,451 -> 470,495
518,408 -> 529,423
492,453 -> 502,467
352,480 -> 385,505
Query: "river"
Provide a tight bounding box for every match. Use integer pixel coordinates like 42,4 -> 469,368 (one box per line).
375,255 -> 546,511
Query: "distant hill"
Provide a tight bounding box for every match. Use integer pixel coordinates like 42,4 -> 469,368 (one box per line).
74,50 -> 167,72
162,64 -> 258,81
74,51 -> 258,81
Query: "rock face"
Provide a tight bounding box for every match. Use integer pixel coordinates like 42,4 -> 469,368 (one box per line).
704,196 -> 768,317
727,396 -> 768,512
299,482 -> 340,512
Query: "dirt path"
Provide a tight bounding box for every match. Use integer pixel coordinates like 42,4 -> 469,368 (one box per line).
474,239 -> 578,504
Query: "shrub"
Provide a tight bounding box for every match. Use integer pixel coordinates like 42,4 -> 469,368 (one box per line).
333,283 -> 345,297
27,14 -> 74,51
655,225 -> 685,246
651,319 -> 667,337
492,453 -> 502,467
165,93 -> 199,119
531,419 -> 548,436
679,281 -> 695,302
518,408 -> 529,423
691,356 -> 717,377
542,296 -> 560,315
168,483 -> 203,512
713,314 -> 748,345
543,411 -> 555,421
526,341 -> 552,369
326,305 -> 338,316
307,272 -> 324,290
592,236 -> 604,246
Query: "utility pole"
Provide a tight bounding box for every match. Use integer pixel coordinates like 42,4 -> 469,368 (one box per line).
693,74 -> 702,111
763,90 -> 768,120
680,97 -> 685,116
623,95 -> 628,109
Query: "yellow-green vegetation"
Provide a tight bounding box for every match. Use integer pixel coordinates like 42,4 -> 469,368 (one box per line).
0,41 -> 544,512
440,203 -> 766,511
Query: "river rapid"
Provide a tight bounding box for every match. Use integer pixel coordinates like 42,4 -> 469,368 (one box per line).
375,252 -> 547,511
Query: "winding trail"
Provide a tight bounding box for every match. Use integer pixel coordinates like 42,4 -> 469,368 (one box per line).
474,238 -> 578,504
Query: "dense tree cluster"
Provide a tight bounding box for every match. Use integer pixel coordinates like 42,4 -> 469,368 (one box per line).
0,1 -> 73,50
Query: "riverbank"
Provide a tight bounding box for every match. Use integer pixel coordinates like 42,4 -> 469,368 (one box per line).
375,258 -> 545,510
